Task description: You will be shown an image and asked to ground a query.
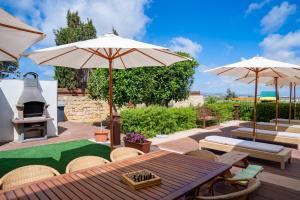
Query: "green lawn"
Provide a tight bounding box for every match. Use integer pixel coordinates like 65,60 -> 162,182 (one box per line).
0,140 -> 111,176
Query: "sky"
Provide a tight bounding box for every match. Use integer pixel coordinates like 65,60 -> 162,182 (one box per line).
1,0 -> 300,96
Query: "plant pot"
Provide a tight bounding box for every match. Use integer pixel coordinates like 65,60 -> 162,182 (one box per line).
124,141 -> 152,153
95,129 -> 109,142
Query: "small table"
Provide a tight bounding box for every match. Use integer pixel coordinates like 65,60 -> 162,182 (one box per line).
217,151 -> 249,168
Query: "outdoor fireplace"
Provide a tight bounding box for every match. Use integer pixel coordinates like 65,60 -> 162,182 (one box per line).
12,72 -> 53,142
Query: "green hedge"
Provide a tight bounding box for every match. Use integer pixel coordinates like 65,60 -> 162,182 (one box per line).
120,106 -> 197,138
205,101 -> 300,122
205,101 -> 253,122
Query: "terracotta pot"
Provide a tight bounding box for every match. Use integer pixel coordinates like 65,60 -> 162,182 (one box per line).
124,141 -> 152,153
95,129 -> 109,142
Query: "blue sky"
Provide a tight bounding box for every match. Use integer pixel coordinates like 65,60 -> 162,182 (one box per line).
1,0 -> 300,96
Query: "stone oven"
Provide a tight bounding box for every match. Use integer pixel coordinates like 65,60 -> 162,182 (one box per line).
12,72 -> 53,142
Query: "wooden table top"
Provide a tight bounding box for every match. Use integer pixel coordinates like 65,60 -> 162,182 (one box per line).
217,151 -> 249,166
0,150 -> 230,200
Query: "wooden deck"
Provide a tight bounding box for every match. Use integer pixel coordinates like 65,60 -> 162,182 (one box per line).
157,124 -> 300,200
0,151 -> 230,200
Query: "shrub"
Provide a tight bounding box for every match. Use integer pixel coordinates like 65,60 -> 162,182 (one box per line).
204,101 -> 300,122
120,106 -> 197,138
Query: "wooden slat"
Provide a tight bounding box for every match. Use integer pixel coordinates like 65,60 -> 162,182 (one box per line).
4,191 -> 17,200
11,188 -> 28,200
69,174 -> 113,200
29,184 -> 50,200
62,175 -> 102,200
76,172 -> 125,200
43,180 -> 71,200
50,179 -> 80,200
56,177 -> 91,200
37,182 -> 60,200
21,187 -> 39,200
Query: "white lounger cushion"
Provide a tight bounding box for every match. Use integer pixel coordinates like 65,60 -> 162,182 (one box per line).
257,122 -> 300,129
205,136 -> 284,153
238,127 -> 300,139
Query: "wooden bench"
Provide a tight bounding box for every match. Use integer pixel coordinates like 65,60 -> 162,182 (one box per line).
197,106 -> 220,128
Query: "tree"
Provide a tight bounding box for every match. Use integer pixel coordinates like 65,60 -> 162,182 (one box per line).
53,10 -> 97,89
88,52 -> 198,107
225,88 -> 237,100
0,61 -> 20,79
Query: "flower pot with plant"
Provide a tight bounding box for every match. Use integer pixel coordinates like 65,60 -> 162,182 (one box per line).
123,132 -> 151,153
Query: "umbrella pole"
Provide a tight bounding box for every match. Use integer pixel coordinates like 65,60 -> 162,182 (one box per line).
109,57 -> 114,150
289,82 -> 292,124
294,83 -> 297,119
275,77 -> 278,131
253,70 -> 258,141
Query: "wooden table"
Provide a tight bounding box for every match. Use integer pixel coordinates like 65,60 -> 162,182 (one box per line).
0,150 -> 230,200
217,151 -> 249,168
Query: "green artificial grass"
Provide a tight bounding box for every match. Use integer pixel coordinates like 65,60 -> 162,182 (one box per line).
0,140 -> 110,176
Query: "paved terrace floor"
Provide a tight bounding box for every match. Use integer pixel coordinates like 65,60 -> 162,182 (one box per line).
1,121 -> 300,199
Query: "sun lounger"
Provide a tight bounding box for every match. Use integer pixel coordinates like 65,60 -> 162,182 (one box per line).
255,122 -> 300,133
199,136 -> 292,169
270,118 -> 300,125
231,127 -> 300,149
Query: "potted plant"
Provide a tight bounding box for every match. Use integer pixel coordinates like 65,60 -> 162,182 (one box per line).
95,123 -> 108,142
123,132 -> 151,153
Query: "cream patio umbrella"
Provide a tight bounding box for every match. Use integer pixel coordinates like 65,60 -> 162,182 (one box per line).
236,76 -> 300,129
26,33 -> 188,149
0,8 -> 45,61
205,56 -> 300,140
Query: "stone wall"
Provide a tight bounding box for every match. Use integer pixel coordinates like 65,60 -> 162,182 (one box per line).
169,91 -> 204,107
58,89 -> 203,123
58,89 -> 109,123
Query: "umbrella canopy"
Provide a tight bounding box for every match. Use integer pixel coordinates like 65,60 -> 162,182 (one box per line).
27,33 -> 188,149
206,56 -> 300,78
27,33 -> 186,68
206,56 -> 300,139
0,8 -> 45,61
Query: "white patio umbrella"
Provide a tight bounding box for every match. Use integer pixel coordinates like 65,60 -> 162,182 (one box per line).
237,76 -> 300,128
205,56 -> 300,140
0,8 -> 45,61
26,33 -> 188,149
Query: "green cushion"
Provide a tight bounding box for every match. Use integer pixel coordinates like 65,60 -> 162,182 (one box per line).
233,165 -> 263,182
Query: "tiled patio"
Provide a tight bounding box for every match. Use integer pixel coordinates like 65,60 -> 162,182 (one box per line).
0,121 -> 99,151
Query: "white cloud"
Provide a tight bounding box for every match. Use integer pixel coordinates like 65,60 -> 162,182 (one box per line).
261,1 -> 296,34
169,37 -> 202,57
246,0 -> 271,15
260,30 -> 300,64
1,0 -> 150,46
42,68 -> 54,77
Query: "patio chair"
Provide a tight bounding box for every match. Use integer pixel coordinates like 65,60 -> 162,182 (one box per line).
0,165 -> 60,190
187,178 -> 261,200
186,150 -> 218,161
66,156 -> 110,173
110,147 -> 144,162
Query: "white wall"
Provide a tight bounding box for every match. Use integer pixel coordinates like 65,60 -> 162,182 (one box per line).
0,80 -> 58,142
